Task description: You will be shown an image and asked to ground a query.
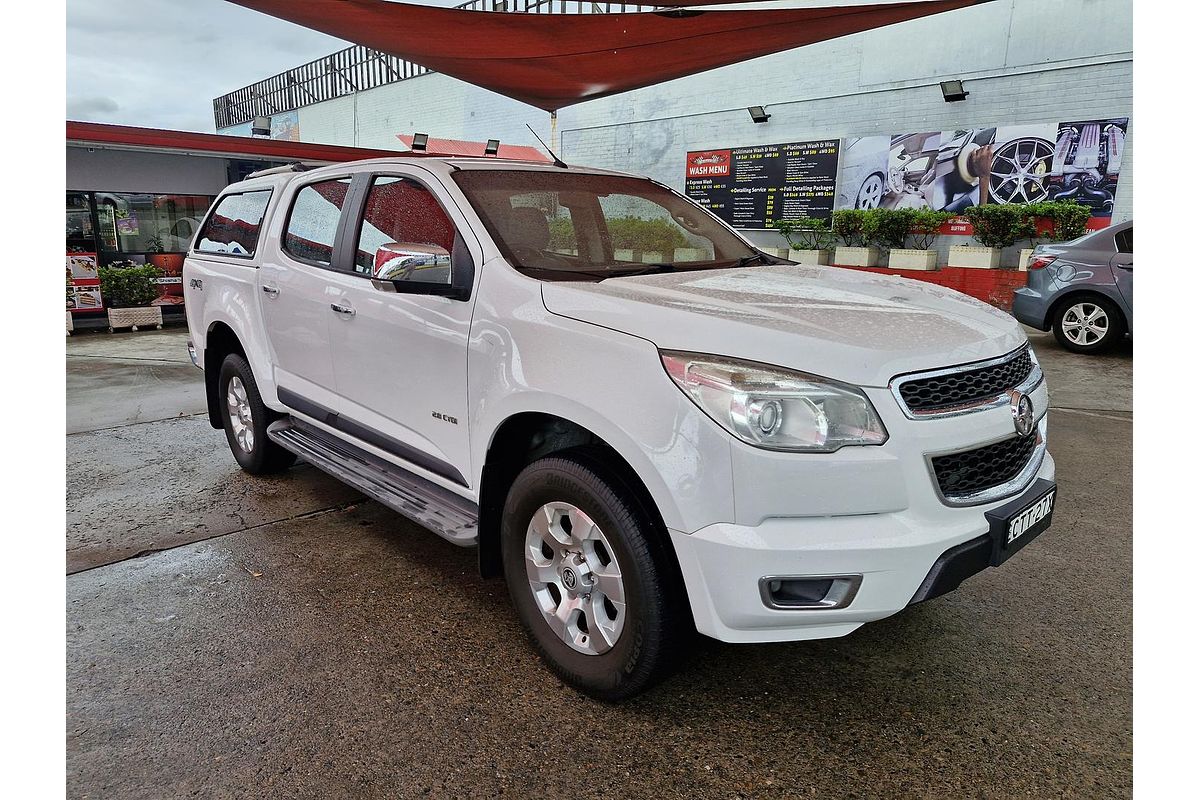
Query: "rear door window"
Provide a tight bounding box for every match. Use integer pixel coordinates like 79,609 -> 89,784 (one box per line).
284,178 -> 353,266
1114,227 -> 1133,253
196,190 -> 272,257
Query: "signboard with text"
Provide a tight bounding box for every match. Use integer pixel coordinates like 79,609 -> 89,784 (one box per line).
684,140 -> 840,230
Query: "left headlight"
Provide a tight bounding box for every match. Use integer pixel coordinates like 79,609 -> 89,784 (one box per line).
660,351 -> 888,453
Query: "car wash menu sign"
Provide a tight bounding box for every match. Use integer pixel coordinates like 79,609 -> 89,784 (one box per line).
684,139 -> 840,229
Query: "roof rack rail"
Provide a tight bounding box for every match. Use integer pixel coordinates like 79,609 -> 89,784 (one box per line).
246,161 -> 317,179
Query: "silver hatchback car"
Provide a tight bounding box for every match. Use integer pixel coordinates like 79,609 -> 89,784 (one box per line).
1012,220 -> 1133,353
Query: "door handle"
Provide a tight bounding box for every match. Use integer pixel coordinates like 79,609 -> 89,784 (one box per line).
1117,263 -> 1132,271
330,303 -> 356,316
262,285 -> 280,296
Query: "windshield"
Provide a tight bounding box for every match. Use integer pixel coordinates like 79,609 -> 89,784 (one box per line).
450,169 -> 761,281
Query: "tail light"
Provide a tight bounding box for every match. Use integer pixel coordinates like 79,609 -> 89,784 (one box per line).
1028,255 -> 1057,271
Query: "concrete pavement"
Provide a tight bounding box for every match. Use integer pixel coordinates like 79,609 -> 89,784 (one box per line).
65,326 -> 1132,798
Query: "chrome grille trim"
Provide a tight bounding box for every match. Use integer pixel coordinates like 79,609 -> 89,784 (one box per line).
925,416 -> 1048,507
889,345 -> 1043,420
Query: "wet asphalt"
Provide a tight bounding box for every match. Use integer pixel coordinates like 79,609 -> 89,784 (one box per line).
66,326 -> 1132,798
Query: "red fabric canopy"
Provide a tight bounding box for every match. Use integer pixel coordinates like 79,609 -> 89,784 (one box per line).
229,0 -> 985,111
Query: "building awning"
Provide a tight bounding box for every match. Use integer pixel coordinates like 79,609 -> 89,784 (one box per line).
229,0 -> 986,112
67,121 -> 405,163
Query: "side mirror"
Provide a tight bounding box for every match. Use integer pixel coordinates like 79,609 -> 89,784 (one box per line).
369,236 -> 474,301
373,242 -> 452,283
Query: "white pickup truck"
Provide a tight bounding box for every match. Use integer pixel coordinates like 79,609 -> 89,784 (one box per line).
183,155 -> 1056,700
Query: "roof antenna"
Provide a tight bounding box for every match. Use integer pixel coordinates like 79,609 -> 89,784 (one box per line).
526,123 -> 568,169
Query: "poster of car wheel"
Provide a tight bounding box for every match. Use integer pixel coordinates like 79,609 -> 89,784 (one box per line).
833,117 -> 1128,223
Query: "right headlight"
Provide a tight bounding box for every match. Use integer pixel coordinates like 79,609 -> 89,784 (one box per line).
660,351 -> 888,453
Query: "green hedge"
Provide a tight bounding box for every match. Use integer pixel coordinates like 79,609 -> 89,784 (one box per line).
548,215 -> 687,256
962,201 -> 1090,249
98,262 -> 162,308
832,202 -> 1092,251
607,216 -> 687,254
772,217 -> 833,250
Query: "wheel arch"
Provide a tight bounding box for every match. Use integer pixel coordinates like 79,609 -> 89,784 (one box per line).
1048,288 -> 1128,335
203,321 -> 247,429
475,412 -> 675,586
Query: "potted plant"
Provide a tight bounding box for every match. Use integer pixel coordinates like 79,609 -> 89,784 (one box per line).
887,208 -> 954,270
954,204 -> 1023,268
772,217 -> 834,264
98,261 -> 164,332
830,209 -> 879,266
1016,201 -> 1091,269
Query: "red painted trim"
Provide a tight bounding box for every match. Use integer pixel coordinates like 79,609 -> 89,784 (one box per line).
66,121 -> 404,163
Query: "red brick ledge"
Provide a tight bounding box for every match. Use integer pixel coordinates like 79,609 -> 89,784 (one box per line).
829,265 -> 1027,311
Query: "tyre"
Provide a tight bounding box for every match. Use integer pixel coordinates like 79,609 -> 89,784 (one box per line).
500,449 -> 691,701
217,354 -> 297,474
1052,296 -> 1125,354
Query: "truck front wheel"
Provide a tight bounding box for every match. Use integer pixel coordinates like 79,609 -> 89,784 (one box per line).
500,449 -> 690,701
217,354 -> 296,474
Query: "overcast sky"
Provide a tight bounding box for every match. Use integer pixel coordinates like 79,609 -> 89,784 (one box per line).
66,0 -> 355,132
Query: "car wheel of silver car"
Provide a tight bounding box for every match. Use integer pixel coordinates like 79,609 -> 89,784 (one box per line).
218,354 -> 297,474
1052,296 -> 1124,354
856,172 -> 886,209
500,448 -> 692,701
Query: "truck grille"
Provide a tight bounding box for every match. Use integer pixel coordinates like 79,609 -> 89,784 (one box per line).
896,348 -> 1034,415
931,432 -> 1039,501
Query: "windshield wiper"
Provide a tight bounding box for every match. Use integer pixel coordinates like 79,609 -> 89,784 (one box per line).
603,262 -> 677,279
736,252 -> 772,268
517,265 -> 621,281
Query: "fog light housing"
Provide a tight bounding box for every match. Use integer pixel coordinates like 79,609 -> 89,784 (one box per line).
760,575 -> 862,609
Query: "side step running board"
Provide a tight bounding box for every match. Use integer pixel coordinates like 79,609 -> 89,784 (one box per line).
267,419 -> 478,546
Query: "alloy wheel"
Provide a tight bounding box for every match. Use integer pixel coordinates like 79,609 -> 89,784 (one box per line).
989,137 -> 1054,204
226,376 -> 255,453
1061,302 -> 1110,346
524,502 -> 626,655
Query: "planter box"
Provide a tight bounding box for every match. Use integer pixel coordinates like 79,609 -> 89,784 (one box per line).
887,249 -> 938,271
1018,248 -> 1035,271
788,249 -> 830,265
673,248 -> 706,262
614,249 -> 634,261
834,246 -> 881,267
107,306 -> 163,332
640,251 -> 665,263
762,247 -> 791,259
66,311 -> 74,336
947,246 -> 1000,269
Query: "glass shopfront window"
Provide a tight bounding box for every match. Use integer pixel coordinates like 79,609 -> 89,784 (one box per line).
67,191 -> 215,318
92,193 -> 213,253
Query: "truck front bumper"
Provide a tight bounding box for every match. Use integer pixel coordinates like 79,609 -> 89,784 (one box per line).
670,453 -> 1056,643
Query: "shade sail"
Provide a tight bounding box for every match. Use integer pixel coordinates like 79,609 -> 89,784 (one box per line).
229,0 -> 986,111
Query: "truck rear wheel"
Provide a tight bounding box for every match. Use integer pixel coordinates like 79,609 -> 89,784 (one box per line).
500,449 -> 690,701
218,354 -> 296,474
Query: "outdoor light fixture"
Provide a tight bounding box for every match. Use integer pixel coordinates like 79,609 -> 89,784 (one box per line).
940,80 -> 969,102
485,138 -> 500,156
251,115 -> 271,137
411,132 -> 429,152
747,106 -> 771,124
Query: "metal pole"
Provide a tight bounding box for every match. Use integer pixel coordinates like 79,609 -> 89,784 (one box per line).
550,110 -> 558,154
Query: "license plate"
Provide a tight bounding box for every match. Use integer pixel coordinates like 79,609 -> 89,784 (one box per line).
984,479 -> 1057,566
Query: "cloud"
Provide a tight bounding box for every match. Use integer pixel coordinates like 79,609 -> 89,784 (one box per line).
67,95 -> 120,118
66,0 -> 353,132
